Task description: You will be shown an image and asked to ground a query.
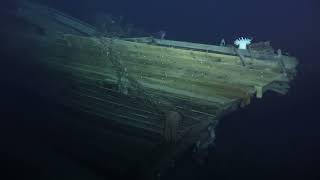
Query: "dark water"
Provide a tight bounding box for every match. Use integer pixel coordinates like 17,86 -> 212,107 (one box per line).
1,0 -> 320,179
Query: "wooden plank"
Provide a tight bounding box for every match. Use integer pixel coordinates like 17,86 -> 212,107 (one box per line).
69,86 -> 163,121
67,99 -> 164,135
125,37 -> 238,55
123,37 -> 298,69
20,1 -> 97,36
116,38 -> 288,73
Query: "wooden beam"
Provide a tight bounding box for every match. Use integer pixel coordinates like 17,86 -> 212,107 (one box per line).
255,85 -> 264,98
19,1 -> 98,36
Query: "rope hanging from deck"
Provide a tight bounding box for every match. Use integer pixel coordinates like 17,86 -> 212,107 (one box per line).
99,37 -> 167,122
99,38 -> 184,142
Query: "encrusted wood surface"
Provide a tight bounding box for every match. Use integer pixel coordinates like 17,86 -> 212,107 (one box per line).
27,33 -> 296,137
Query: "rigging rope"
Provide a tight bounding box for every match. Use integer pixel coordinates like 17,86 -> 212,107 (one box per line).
99,37 -> 166,122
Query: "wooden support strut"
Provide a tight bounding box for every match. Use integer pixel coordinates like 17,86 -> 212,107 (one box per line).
233,47 -> 246,66
164,111 -> 182,143
275,49 -> 288,76
255,85 -> 264,98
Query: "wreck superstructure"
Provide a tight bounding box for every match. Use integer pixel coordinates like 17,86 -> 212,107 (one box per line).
1,1 -> 298,179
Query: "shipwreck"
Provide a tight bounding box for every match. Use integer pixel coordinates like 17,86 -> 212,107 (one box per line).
1,1 -> 298,179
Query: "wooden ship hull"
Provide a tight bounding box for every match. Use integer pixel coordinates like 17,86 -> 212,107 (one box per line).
1,1 -> 298,179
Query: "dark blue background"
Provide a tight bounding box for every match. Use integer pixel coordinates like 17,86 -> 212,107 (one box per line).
1,0 -> 320,179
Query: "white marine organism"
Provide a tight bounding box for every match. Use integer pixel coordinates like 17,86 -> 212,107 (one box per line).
234,37 -> 252,50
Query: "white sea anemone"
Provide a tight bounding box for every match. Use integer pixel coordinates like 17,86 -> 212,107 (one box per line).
234,37 -> 252,50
